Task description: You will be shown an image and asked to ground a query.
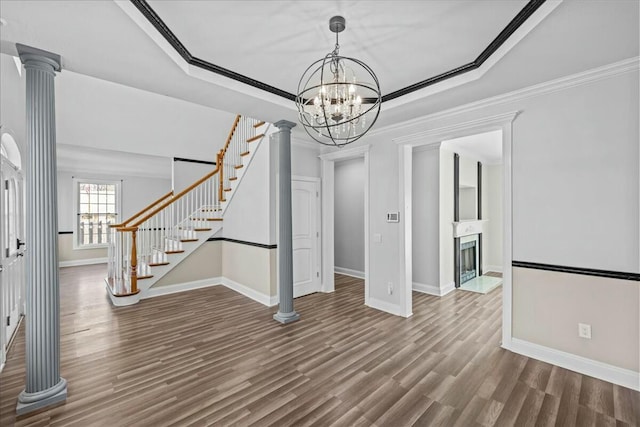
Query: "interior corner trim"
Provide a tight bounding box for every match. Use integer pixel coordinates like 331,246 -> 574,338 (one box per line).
512,261 -> 640,281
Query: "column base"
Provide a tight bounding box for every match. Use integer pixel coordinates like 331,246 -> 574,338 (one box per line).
16,378 -> 67,416
273,311 -> 300,324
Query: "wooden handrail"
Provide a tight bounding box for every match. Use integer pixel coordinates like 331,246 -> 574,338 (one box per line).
223,115 -> 241,154
219,114 -> 241,199
113,190 -> 173,228
129,115 -> 243,228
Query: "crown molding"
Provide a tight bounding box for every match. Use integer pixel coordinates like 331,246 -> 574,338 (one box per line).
319,144 -> 371,161
393,112 -> 520,146
377,56 -> 639,138
116,0 -> 554,108
382,0 -> 562,109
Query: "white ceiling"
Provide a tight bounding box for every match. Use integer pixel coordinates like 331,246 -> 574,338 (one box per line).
0,0 -> 638,154
148,0 -> 527,94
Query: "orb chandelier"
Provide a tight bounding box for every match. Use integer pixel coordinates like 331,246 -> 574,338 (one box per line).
296,16 -> 382,147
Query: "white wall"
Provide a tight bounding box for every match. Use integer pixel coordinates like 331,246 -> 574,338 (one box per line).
412,146 -> 440,290
57,171 -> 171,232
340,67 -> 639,378
222,132 -> 273,245
334,158 -> 365,274
291,141 -> 321,178
57,171 -> 170,263
482,164 -> 503,272
439,148 -> 455,289
0,54 -> 26,157
173,159 -> 216,194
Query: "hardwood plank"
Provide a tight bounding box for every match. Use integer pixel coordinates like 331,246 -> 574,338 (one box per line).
0,267 -> 638,427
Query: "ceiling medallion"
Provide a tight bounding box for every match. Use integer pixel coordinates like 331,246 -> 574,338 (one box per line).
295,16 -> 382,147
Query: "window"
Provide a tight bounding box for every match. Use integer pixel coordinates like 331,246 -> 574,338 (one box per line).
74,179 -> 121,248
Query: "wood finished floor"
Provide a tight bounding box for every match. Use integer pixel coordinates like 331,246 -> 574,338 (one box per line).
0,266 -> 638,426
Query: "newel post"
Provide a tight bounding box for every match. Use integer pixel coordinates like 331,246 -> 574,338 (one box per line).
130,228 -> 138,294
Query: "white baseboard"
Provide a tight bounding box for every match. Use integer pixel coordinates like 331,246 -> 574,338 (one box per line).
60,257 -> 108,268
143,276 -> 277,307
484,265 -> 503,273
334,267 -> 365,279
506,338 -> 640,391
144,278 -> 222,299
413,281 -> 455,297
221,277 -> 278,307
441,282 -> 456,296
367,297 -> 412,318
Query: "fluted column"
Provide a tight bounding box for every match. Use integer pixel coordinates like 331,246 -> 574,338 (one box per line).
273,120 -> 300,324
16,44 -> 67,415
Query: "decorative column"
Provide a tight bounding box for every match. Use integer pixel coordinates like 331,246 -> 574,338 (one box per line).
16,44 -> 67,415
273,120 -> 300,324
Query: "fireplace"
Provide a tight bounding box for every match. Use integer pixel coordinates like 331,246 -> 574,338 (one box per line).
453,231 -> 482,287
460,240 -> 477,284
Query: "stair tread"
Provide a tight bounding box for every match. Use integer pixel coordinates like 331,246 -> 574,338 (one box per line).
149,262 -> 169,267
229,177 -> 238,181
247,133 -> 264,143
137,275 -> 154,280
191,217 -> 223,221
240,151 -> 250,157
253,121 -> 265,128
165,250 -> 185,254
234,164 -> 244,169
181,239 -> 198,242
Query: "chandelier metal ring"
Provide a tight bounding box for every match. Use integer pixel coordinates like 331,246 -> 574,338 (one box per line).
295,16 -> 382,148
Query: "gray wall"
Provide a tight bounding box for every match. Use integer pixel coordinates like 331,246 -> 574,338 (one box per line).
334,158 -> 365,273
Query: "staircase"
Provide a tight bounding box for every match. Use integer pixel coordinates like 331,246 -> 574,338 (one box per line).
106,115 -> 269,306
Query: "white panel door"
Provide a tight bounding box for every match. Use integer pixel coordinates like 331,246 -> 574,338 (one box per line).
1,156 -> 25,363
292,179 -> 320,298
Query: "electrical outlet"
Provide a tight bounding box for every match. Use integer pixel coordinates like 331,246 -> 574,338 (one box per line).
387,282 -> 393,295
578,323 -> 592,339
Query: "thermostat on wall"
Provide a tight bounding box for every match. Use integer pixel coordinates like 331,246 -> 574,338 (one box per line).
387,212 -> 400,223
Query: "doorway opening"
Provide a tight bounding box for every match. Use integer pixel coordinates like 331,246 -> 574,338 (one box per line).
319,145 -> 370,305
399,111 -> 517,344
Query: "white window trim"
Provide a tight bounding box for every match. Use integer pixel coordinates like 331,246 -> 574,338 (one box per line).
72,178 -> 122,250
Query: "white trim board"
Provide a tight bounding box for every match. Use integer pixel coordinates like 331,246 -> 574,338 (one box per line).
484,265 -> 503,274
221,277 -> 278,307
59,257 -> 108,268
367,297 -> 412,318
412,282 -> 455,297
144,278 -> 222,299
335,267 -> 365,279
144,276 -> 278,307
319,144 -> 371,311
506,338 -> 640,392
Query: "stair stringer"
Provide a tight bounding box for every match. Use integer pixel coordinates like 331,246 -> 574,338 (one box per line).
107,123 -> 273,306
219,123 -> 273,216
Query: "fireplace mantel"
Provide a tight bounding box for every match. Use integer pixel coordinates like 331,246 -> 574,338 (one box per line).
452,220 -> 488,238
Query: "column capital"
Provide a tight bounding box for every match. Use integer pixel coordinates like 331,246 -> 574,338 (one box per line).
274,120 -> 297,132
17,44 -> 61,73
